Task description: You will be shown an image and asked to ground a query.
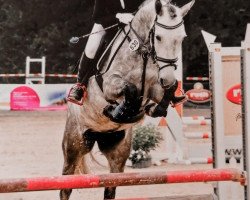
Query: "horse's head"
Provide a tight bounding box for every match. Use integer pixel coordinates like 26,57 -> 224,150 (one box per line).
151,0 -> 195,89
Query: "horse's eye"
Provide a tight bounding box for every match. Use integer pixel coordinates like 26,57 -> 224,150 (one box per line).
155,35 -> 161,41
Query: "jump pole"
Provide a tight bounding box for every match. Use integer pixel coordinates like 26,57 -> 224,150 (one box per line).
186,77 -> 209,81
0,169 -> 245,193
184,131 -> 211,139
241,24 -> 250,200
0,73 -> 77,78
182,119 -> 211,126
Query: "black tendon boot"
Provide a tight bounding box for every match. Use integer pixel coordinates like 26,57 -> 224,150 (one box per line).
166,81 -> 187,107
103,84 -> 144,123
67,53 -> 96,105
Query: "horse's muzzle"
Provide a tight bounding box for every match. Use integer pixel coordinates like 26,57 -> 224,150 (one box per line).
159,78 -> 177,89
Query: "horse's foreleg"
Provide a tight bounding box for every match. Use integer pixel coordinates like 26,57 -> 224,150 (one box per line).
103,80 -> 144,123
146,84 -> 171,118
97,129 -> 132,200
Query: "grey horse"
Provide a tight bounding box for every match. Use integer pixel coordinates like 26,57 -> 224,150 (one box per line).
60,0 -> 195,199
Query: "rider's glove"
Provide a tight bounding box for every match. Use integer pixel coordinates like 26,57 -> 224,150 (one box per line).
116,13 -> 134,24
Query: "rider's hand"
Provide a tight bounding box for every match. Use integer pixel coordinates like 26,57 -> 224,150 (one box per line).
116,13 -> 134,24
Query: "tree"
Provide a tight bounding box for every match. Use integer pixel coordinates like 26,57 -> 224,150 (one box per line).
0,0 -> 94,83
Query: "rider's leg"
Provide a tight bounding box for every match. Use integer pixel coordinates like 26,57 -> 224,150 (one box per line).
67,23 -> 106,105
164,80 -> 187,107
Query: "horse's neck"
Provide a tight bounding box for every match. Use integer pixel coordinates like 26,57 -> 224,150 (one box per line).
104,3 -> 156,73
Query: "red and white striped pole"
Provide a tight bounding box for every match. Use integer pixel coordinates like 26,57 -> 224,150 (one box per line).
186,77 -> 209,81
182,119 -> 211,126
0,73 -> 77,78
0,169 -> 245,193
189,157 -> 213,164
184,132 -> 211,139
182,116 -> 206,120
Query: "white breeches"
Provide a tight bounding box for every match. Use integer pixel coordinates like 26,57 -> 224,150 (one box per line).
85,23 -> 106,59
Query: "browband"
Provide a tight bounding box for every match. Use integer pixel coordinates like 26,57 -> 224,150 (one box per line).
155,20 -> 184,30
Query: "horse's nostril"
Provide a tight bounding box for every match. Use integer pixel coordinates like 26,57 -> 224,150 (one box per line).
160,78 -> 164,85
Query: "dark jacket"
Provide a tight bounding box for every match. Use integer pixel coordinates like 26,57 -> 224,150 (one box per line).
93,0 -> 144,28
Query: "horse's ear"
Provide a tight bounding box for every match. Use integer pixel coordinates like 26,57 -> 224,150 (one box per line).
180,0 -> 195,17
155,0 -> 163,16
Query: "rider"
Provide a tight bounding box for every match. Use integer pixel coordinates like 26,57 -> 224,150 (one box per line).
67,0 -> 186,107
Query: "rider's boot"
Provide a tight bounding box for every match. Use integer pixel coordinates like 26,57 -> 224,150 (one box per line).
165,81 -> 187,107
67,53 -> 95,105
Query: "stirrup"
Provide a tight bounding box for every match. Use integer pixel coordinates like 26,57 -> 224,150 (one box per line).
67,84 -> 87,106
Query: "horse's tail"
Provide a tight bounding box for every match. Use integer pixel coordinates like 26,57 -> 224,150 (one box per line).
89,151 -> 109,169
79,151 -> 108,174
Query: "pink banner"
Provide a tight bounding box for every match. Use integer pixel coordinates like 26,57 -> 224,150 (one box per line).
10,86 -> 40,110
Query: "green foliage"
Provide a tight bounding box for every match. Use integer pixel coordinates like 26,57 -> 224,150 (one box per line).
129,124 -> 163,164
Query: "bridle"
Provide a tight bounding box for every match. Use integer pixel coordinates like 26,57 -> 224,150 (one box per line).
123,16 -> 183,95
130,16 -> 184,71
95,15 -> 184,93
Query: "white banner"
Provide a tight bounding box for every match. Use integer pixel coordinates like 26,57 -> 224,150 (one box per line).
0,84 -> 72,110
